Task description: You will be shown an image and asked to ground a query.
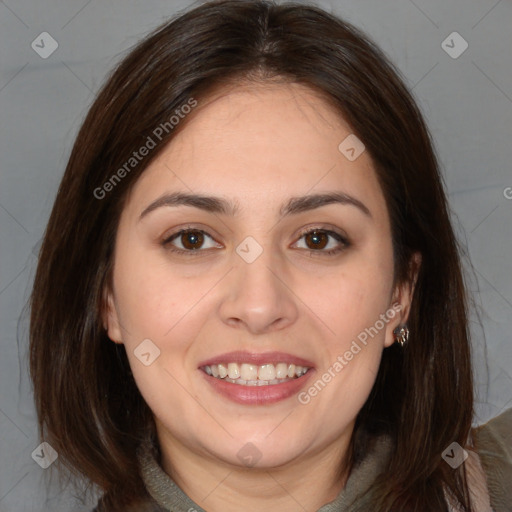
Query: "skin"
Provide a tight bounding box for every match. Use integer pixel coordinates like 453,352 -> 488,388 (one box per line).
105,82 -> 418,512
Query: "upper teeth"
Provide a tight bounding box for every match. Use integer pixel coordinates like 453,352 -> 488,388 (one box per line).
203,362 -> 309,382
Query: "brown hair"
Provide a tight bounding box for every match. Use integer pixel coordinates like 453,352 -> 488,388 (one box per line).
30,1 -> 474,510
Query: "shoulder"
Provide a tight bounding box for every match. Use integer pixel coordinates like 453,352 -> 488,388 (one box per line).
471,407 -> 512,512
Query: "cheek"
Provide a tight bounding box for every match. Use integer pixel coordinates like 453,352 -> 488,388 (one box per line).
297,275 -> 389,423
112,264 -> 205,420
112,243 -> 205,340
295,248 -> 394,406
111,248 -> 218,390
301,263 -> 393,346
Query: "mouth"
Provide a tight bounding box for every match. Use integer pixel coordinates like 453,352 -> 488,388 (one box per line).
198,351 -> 315,405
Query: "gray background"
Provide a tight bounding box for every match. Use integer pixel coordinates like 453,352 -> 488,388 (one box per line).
1,0 -> 511,510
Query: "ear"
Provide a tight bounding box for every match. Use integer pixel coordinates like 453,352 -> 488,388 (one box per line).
101,286 -> 124,344
384,252 -> 422,347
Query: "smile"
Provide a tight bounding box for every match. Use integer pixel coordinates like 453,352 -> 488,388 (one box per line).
202,362 -> 311,386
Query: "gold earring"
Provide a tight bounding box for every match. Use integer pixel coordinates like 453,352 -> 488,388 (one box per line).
393,325 -> 409,347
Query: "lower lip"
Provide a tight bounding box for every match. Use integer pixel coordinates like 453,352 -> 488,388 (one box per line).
200,370 -> 315,405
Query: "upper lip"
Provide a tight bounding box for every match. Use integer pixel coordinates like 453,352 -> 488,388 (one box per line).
198,351 -> 315,368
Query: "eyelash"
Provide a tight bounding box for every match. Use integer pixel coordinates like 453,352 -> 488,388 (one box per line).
161,226 -> 350,257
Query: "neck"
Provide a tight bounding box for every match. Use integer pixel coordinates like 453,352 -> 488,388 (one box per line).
155,425 -> 353,512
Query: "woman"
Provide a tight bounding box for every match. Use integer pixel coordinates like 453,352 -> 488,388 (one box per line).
29,1 -> 512,511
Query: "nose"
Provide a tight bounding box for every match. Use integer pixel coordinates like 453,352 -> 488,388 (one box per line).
217,248 -> 299,335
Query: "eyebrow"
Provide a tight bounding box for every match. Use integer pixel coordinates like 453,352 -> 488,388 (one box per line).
139,191 -> 371,220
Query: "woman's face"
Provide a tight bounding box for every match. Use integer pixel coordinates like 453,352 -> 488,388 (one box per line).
105,82 -> 413,471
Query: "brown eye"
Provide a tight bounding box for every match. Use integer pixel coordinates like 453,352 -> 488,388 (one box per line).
163,228 -> 222,254
304,230 -> 329,250
293,228 -> 349,255
180,230 -> 204,250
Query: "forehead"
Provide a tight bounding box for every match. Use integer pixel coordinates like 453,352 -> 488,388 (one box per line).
123,82 -> 387,221
168,82 -> 355,171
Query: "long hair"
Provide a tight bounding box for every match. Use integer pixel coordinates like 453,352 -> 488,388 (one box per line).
29,1 -> 474,510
